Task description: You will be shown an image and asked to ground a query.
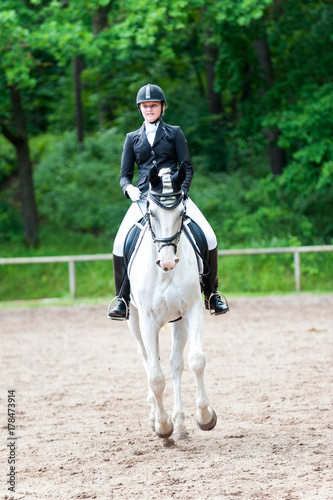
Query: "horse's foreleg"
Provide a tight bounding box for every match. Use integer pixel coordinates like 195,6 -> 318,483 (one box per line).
149,365 -> 173,438
186,309 -> 217,431
170,322 -> 189,440
128,307 -> 156,431
140,318 -> 173,439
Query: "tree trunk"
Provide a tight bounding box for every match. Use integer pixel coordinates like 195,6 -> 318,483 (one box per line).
92,4 -> 110,35
74,55 -> 84,145
253,36 -> 286,175
5,87 -> 39,247
203,42 -> 223,116
266,128 -> 287,175
92,4 -> 113,126
253,37 -> 274,87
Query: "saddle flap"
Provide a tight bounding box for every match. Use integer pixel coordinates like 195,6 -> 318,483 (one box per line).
183,216 -> 209,276
123,216 -> 148,269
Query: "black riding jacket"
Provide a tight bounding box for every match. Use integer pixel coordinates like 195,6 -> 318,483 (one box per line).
119,119 -> 194,199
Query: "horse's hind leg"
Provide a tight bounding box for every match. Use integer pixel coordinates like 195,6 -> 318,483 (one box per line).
186,309 -> 217,431
170,322 -> 189,440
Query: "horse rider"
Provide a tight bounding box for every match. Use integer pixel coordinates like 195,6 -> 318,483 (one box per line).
108,83 -> 229,320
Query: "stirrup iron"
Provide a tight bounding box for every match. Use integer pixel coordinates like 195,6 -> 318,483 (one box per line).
208,291 -> 229,316
107,296 -> 129,321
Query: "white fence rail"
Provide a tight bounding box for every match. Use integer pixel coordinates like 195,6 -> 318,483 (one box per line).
0,246 -> 332,299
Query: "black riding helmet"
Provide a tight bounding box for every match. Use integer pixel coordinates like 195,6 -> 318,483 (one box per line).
136,84 -> 165,122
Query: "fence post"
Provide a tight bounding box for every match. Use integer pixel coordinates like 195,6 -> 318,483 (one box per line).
294,251 -> 301,292
68,260 -> 76,298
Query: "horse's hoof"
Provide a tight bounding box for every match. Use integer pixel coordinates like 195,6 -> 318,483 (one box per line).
197,409 -> 217,431
156,428 -> 173,439
156,421 -> 174,439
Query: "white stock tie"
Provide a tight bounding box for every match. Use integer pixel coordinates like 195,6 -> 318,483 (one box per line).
145,122 -> 159,146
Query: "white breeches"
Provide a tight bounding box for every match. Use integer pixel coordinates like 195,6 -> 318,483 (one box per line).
113,198 -> 217,256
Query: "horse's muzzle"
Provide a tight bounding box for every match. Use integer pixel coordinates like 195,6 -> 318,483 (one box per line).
156,258 -> 179,271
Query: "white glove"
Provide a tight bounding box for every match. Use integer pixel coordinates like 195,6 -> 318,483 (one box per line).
126,184 -> 141,202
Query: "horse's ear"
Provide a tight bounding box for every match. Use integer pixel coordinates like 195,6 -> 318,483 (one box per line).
149,166 -> 161,190
172,162 -> 186,191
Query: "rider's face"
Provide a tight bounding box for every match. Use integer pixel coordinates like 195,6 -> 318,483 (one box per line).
140,101 -> 164,123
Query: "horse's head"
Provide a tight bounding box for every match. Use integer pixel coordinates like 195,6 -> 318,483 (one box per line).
147,165 -> 186,271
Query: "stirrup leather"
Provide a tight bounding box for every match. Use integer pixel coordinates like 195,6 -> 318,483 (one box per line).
107,296 -> 129,321
207,291 -> 229,316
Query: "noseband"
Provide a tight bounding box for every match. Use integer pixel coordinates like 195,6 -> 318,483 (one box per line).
147,190 -> 185,252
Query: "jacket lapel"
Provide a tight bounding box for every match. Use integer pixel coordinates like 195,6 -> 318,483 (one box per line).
138,123 -> 151,149
153,119 -> 166,147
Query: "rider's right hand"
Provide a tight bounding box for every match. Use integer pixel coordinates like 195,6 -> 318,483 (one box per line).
126,185 -> 141,202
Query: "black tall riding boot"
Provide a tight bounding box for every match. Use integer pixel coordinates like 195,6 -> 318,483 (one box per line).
107,255 -> 131,320
203,246 -> 229,315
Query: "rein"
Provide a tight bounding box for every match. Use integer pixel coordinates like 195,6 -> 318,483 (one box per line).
147,190 -> 185,252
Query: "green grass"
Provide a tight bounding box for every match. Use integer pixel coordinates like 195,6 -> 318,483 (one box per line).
222,252 -> 333,293
0,226 -> 114,301
0,225 -> 332,303
0,225 -> 113,258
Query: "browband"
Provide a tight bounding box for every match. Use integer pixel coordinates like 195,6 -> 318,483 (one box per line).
148,190 -> 183,210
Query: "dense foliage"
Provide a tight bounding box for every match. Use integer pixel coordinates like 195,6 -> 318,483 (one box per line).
0,0 -> 332,250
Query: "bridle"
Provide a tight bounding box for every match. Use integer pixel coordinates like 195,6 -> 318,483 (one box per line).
147,190 -> 185,253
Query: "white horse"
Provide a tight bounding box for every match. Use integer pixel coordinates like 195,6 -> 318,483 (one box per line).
127,165 -> 217,440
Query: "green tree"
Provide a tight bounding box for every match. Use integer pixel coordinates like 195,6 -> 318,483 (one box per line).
0,5 -> 40,246
0,0 -> 107,244
1,0 -> 333,248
